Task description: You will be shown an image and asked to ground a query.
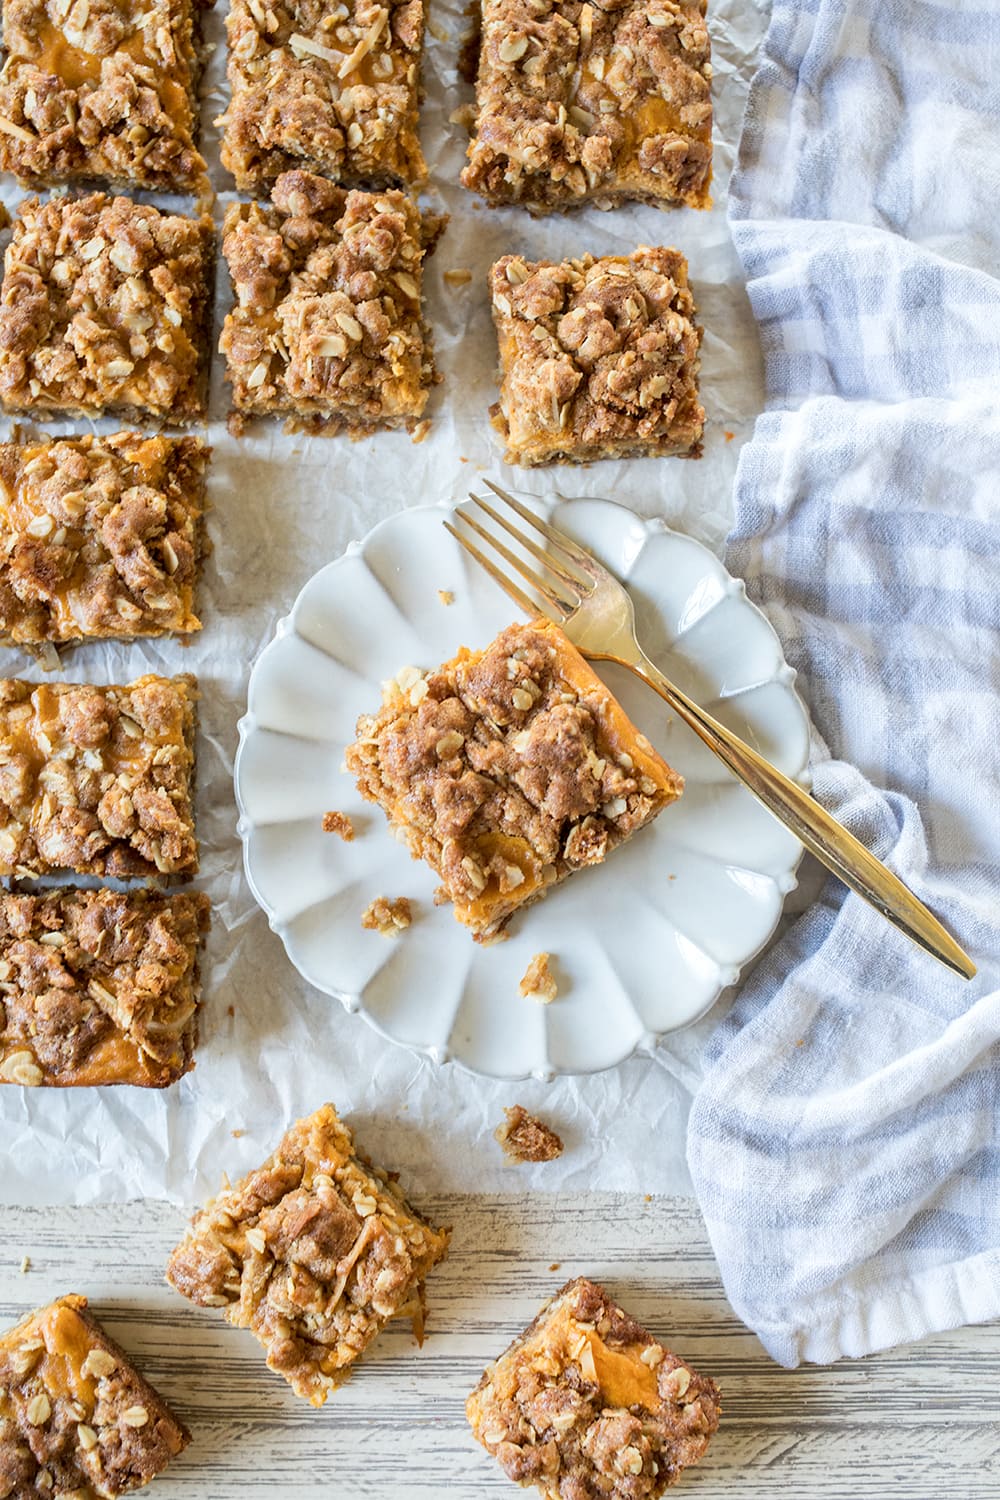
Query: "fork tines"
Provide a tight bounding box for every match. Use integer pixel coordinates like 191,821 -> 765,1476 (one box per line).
446,481 -> 595,623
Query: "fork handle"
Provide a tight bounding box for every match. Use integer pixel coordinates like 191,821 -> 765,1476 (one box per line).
595,647 -> 976,981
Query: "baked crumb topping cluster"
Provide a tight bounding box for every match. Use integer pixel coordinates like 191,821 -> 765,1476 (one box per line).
0,674 -> 198,879
220,0 -> 426,191
0,0 -> 209,192
463,0 -> 712,212
346,620 -> 683,940
220,168 -> 438,434
166,1103 -> 451,1405
0,192 -> 213,423
0,888 -> 209,1088
490,248 -> 704,466
0,433 -> 206,646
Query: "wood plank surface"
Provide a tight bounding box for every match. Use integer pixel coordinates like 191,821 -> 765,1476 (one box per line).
1,1195 -> 997,1498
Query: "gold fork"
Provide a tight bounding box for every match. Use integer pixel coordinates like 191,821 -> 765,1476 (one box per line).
445,482 -> 976,981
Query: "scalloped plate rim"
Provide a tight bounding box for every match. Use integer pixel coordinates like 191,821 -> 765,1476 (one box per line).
234,493 -> 813,1082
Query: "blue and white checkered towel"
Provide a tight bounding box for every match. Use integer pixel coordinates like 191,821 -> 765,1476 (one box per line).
686,0 -> 1000,1366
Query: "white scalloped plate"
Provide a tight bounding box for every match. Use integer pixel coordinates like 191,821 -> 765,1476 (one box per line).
235,494 -> 811,1081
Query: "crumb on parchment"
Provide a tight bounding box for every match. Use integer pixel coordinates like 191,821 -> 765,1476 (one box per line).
495,1104 -> 563,1163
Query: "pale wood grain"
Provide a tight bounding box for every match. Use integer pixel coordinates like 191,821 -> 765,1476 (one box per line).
2,1196 -> 997,1498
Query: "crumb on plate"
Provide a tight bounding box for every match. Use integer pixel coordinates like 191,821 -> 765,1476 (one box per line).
323,810 -> 355,841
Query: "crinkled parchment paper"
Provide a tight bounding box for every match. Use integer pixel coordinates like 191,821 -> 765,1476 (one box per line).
0,0 -> 770,1205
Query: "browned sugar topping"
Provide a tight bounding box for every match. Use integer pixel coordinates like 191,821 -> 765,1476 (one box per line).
467,1276 -> 721,1499
0,888 -> 210,1089
491,249 -> 703,467
0,433 -> 207,646
0,192 -> 213,423
495,1104 -> 563,1163
462,0 -> 712,212
165,1103 -> 451,1406
220,169 -> 438,435
346,621 -> 682,939
0,1294 -> 190,1497
0,0 -> 209,191
0,674 -> 198,880
220,0 -> 426,191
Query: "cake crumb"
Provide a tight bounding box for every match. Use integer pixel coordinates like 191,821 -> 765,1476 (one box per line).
519,952 -> 558,1005
444,268 -> 473,286
323,810 -> 355,841
19,1255 -> 30,1274
362,896 -> 413,936
231,1129 -> 245,1138
549,1262 -> 560,1272
438,589 -> 455,606
495,1105 -> 563,1163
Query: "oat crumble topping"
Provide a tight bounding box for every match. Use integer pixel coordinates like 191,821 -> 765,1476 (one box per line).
0,673 -> 198,879
219,0 -> 426,191
165,1103 -> 451,1405
346,620 -> 683,941
495,1104 -> 563,1162
519,951 -> 557,1004
0,0 -> 211,192
0,888 -> 209,1089
0,1294 -> 189,1496
0,192 -> 214,424
0,433 -> 207,646
322,809 -> 355,839
463,0 -> 712,213
490,248 -> 703,467
467,1277 -> 721,1498
220,169 -> 439,436
361,893 -> 411,933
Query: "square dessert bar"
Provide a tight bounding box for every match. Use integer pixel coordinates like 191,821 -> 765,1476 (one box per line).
0,1294 -> 189,1496
0,433 -> 207,647
0,192 -> 214,424
467,1277 -> 721,1498
462,0 -> 712,212
165,1103 -> 451,1405
220,170 -> 437,436
0,888 -> 210,1089
0,674 -> 198,879
490,248 -> 703,467
345,619 -> 683,941
0,0 -> 210,192
220,0 -> 426,192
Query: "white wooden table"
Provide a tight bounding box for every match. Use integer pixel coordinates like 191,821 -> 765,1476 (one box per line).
2,1194 -> 997,1498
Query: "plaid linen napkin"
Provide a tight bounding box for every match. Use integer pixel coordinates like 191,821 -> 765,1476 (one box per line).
685,0 -> 1000,1366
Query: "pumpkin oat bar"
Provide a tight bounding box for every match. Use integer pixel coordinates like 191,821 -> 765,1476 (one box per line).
0,192 -> 214,424
220,169 -> 438,436
0,1294 -> 189,1496
467,1277 -> 721,1498
462,0 -> 712,213
345,619 -> 683,941
0,888 -> 210,1089
0,0 -> 211,193
0,674 -> 198,880
219,0 -> 426,192
0,433 -> 207,648
490,248 -> 703,467
165,1103 -> 451,1405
